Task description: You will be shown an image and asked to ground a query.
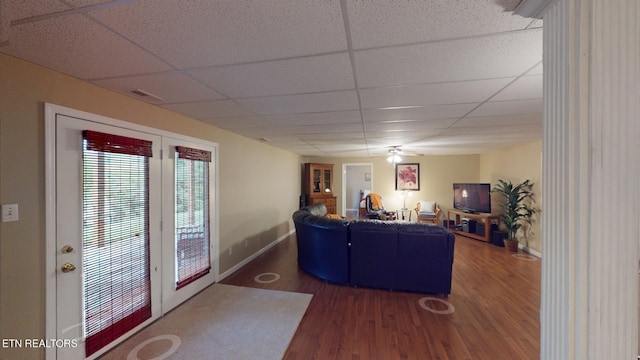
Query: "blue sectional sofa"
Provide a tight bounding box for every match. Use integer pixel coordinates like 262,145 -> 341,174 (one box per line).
292,204 -> 456,295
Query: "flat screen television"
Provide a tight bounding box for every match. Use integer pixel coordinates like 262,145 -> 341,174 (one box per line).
453,183 -> 492,214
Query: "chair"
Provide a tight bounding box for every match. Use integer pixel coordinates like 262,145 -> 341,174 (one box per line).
358,190 -> 371,218
364,193 -> 396,220
415,201 -> 440,224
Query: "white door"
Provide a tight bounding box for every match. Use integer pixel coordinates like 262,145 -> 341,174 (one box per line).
54,114 -> 162,359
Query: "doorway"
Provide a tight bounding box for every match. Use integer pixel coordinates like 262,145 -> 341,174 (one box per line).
342,163 -> 373,221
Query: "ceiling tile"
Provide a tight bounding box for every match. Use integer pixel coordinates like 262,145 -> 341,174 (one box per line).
529,19 -> 544,29
298,132 -> 366,141
527,62 -> 543,75
230,126 -> 290,138
265,111 -> 362,126
355,29 -> 542,88
188,53 -> 354,98
286,146 -> 326,155
365,119 -> 456,131
452,114 -> 542,127
92,71 -> 225,103
65,0 -> 119,6
200,116 -> 272,129
2,13 -> 172,79
360,78 -> 514,108
438,124 -> 541,136
264,138 -> 310,146
90,0 -> 347,68
347,0 -> 530,49
467,99 -> 543,117
237,91 -> 359,115
363,104 -> 478,122
3,0 -> 70,22
161,100 -> 255,119
288,123 -> 364,135
491,75 -> 542,101
364,131 -> 429,145
314,143 -> 367,151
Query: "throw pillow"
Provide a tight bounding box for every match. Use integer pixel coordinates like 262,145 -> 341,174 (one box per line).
420,201 -> 436,213
326,213 -> 343,220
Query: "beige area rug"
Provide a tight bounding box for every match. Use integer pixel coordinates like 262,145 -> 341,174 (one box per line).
100,284 -> 312,360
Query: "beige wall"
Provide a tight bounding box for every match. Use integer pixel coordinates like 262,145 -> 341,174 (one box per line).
480,140 -> 543,252
308,154 -> 481,221
0,54 -> 302,359
0,52 -> 544,359
310,142 -> 543,252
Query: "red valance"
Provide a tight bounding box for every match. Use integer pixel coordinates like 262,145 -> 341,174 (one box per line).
83,130 -> 152,157
176,146 -> 212,162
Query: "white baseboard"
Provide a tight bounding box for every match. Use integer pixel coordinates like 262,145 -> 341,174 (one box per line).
218,229 -> 295,281
519,244 -> 542,258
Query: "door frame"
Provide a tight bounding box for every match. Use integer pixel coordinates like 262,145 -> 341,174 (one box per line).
341,163 -> 373,218
44,103 -> 220,359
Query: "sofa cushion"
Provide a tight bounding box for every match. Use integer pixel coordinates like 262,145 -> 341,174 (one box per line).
349,220 -> 398,289
396,223 -> 455,294
417,212 -> 436,219
348,219 -> 398,232
397,222 -> 448,234
303,203 -> 328,217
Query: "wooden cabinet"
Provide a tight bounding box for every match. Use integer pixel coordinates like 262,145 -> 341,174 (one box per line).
303,163 -> 337,214
446,209 -> 499,242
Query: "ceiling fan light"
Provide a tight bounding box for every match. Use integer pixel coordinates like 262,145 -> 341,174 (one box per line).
387,154 -> 402,163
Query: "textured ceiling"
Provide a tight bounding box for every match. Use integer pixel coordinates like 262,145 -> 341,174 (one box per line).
0,0 -> 542,157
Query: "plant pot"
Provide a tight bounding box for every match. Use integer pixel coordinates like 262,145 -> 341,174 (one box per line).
504,239 -> 519,252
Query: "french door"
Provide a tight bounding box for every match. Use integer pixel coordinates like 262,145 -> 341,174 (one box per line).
48,105 -> 218,359
54,115 -> 162,359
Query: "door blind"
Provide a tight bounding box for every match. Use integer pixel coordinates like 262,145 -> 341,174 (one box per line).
175,146 -> 211,289
82,130 -> 152,356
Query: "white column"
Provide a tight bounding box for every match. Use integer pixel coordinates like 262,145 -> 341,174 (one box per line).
538,0 -> 640,359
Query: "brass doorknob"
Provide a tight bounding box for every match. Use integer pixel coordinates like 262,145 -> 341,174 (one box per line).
61,263 -> 76,273
61,245 -> 74,254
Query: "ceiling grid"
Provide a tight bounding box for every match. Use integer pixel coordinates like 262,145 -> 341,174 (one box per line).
0,0 -> 542,157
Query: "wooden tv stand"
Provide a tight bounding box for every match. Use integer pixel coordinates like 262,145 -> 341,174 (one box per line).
447,209 -> 499,242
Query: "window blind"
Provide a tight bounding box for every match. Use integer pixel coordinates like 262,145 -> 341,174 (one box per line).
82,130 -> 152,357
175,146 -> 211,289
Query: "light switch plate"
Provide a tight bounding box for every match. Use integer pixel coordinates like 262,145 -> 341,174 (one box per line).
2,204 -> 19,222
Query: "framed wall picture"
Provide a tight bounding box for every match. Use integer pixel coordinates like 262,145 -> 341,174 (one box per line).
395,163 -> 420,191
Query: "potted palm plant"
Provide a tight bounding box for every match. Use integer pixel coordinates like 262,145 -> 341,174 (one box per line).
492,179 -> 537,252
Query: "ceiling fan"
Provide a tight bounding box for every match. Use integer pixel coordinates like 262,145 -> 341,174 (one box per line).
385,146 -> 423,163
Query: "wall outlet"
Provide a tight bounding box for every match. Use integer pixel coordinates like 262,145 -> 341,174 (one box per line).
2,204 -> 19,222
244,239 -> 248,247
228,247 -> 232,256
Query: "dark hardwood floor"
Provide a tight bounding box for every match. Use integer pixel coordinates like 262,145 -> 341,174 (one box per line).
221,233 -> 540,360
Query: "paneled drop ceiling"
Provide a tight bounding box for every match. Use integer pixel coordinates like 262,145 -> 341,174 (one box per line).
0,0 -> 543,157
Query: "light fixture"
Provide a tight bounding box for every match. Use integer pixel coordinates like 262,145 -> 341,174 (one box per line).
398,190 -> 413,210
387,153 -> 402,163
387,146 -> 403,164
